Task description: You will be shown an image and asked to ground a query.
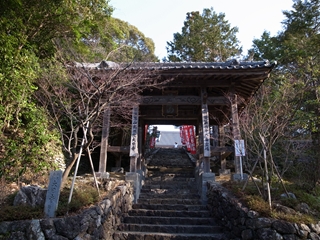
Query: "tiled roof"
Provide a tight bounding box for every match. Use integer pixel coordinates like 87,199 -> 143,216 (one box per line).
74,60 -> 276,71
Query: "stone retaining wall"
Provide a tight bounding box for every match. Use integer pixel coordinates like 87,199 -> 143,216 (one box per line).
0,183 -> 133,240
207,182 -> 320,240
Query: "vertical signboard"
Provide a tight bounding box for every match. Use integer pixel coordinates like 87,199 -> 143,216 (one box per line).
202,104 -> 211,157
235,139 -> 245,156
130,107 -> 139,157
188,125 -> 196,154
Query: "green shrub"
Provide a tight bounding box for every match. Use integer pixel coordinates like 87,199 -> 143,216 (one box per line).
245,195 -> 271,216
0,205 -> 43,222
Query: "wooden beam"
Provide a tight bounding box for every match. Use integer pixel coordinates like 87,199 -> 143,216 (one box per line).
211,146 -> 234,152
107,146 -> 130,153
140,96 -> 228,105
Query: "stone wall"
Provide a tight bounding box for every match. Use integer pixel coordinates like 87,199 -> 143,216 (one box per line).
0,183 -> 133,240
207,182 -> 320,240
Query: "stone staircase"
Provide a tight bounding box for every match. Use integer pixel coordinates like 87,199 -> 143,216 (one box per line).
114,148 -> 225,240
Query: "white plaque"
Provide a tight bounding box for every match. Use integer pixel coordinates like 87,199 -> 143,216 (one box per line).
235,139 -> 245,156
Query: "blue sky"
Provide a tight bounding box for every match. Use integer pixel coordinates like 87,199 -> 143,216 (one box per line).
110,0 -> 293,60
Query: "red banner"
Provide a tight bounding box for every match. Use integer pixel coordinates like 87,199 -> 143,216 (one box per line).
149,137 -> 156,149
180,125 -> 196,154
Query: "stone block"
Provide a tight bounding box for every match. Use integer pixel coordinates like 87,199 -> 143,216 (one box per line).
111,167 -> 124,173
96,172 -> 110,179
232,173 -> 248,181
125,172 -> 141,203
14,185 -> 47,207
219,168 -> 231,175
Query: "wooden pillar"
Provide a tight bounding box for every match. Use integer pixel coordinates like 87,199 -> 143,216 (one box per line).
140,122 -> 147,171
231,94 -> 241,174
129,106 -> 139,172
115,155 -> 122,168
219,125 -> 227,172
98,107 -> 110,173
212,125 -> 219,148
197,121 -> 203,168
136,126 -> 142,171
201,88 -> 211,173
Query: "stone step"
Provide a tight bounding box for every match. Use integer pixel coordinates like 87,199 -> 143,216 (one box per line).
116,149 -> 225,239
145,177 -> 196,182
132,203 -> 207,211
143,183 -> 197,190
147,167 -> 194,171
139,192 -> 200,199
138,198 -> 201,205
147,173 -> 195,178
114,231 -> 225,240
140,188 -> 198,195
128,209 -> 212,218
147,166 -> 194,169
147,167 -> 194,175
118,223 -> 222,234
123,216 -> 215,225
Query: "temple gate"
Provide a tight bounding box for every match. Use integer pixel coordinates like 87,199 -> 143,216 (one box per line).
82,60 -> 275,201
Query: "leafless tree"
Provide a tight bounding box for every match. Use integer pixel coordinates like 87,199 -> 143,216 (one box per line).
237,83 -> 302,204
36,60 -> 166,188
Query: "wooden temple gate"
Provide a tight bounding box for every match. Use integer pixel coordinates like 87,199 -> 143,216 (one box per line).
90,60 -> 275,201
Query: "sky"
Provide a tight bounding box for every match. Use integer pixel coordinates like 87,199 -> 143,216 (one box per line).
110,0 -> 293,60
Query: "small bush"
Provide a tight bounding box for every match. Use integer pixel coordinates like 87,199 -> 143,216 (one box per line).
0,205 -> 43,222
56,185 -> 100,216
245,195 -> 271,216
279,197 -> 299,209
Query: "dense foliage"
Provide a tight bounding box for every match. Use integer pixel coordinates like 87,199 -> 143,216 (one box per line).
242,0 -> 320,188
166,8 -> 240,62
0,0 -> 158,182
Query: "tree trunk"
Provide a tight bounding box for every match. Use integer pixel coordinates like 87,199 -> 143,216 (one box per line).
60,153 -> 78,190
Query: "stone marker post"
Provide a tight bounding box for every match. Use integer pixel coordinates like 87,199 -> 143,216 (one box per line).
44,170 -> 62,218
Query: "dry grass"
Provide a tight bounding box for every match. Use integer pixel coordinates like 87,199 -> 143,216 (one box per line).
222,179 -> 319,224
0,174 -> 126,222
